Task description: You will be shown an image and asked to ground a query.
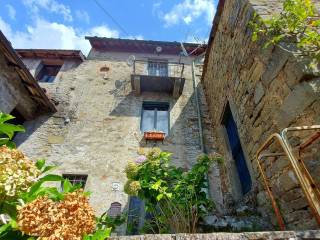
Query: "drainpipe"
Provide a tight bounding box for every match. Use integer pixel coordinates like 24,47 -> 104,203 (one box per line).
191,58 -> 211,198
191,59 -> 205,153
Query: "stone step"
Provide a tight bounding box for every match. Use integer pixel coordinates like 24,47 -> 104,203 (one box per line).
109,230 -> 320,240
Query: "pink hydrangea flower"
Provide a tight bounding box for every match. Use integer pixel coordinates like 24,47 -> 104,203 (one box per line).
135,155 -> 147,164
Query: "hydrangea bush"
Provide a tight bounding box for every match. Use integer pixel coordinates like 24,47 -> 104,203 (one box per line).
124,148 -> 224,233
17,190 -> 96,240
0,112 -> 115,240
0,146 -> 40,200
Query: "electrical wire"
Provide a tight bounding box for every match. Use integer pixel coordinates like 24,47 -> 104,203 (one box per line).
92,0 -> 131,37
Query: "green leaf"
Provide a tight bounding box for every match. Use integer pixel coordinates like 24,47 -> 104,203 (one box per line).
28,174 -> 64,197
0,138 -> 9,146
63,179 -> 73,193
83,235 -> 91,240
41,187 -> 64,201
151,180 -> 162,190
41,165 -> 57,173
0,123 -> 25,139
2,201 -> 17,220
92,228 -> 112,240
0,113 -> 15,124
156,193 -> 164,201
36,159 -> 46,171
9,220 -> 18,229
5,141 -> 16,149
0,224 -> 10,235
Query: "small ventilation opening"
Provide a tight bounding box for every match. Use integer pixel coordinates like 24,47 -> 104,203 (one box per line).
108,202 -> 122,218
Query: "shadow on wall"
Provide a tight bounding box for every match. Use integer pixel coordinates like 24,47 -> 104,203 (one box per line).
14,114 -> 53,147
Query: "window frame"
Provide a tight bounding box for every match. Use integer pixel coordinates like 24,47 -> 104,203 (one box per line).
36,64 -> 62,83
147,59 -> 168,77
62,174 -> 88,190
140,101 -> 170,135
221,103 -> 252,195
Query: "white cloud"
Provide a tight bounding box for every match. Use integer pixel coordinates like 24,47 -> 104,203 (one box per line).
162,0 -> 215,26
23,0 -> 73,22
152,2 -> 162,16
126,35 -> 144,40
76,10 -> 90,24
6,4 -> 16,20
0,17 -> 119,55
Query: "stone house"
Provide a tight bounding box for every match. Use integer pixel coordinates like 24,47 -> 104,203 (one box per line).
4,36 -> 224,234
0,31 -> 56,121
201,0 -> 320,231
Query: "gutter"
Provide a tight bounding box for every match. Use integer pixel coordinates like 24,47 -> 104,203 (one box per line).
192,60 -> 204,153
191,57 -> 213,199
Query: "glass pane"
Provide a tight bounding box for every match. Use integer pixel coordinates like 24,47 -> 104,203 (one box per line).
148,62 -> 168,77
156,110 -> 168,135
158,63 -> 168,77
141,110 -> 155,132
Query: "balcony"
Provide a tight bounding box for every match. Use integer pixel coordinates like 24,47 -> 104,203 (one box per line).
131,60 -> 185,98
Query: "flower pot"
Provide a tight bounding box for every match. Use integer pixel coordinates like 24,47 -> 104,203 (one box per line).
144,131 -> 165,141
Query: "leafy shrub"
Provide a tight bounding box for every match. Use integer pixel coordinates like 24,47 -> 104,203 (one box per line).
124,148 -> 223,233
250,0 -> 320,65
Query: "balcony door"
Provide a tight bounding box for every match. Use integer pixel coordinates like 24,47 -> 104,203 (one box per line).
148,60 -> 168,77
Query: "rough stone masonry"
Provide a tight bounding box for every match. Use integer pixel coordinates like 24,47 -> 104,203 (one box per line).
13,39 -> 223,234
202,0 -> 320,231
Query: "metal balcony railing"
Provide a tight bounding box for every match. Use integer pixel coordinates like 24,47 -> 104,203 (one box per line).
133,60 -> 185,79
256,125 -> 320,230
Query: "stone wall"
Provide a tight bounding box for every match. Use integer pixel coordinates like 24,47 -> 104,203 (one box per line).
202,0 -> 319,230
109,230 -> 320,240
15,49 -> 221,234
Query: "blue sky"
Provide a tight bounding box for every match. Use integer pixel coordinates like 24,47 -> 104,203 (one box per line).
0,0 -> 217,55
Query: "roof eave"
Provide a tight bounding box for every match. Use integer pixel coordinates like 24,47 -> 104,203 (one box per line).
0,31 -> 57,113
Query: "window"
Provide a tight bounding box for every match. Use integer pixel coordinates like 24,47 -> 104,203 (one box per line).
108,202 -> 122,218
222,103 -> 252,194
36,64 -> 61,82
141,102 -> 169,135
62,174 -> 88,189
148,60 -> 168,77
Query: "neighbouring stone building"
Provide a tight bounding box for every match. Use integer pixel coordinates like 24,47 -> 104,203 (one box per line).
0,31 -> 56,121
202,0 -> 320,231
2,35 -> 225,234
1,0 -> 320,236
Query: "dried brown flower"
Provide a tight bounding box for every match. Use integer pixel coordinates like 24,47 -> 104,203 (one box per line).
18,190 -> 95,240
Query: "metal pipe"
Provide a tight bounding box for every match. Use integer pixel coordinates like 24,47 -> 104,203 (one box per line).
191,60 -> 204,153
256,133 -> 288,230
281,126 -> 320,225
256,126 -> 320,229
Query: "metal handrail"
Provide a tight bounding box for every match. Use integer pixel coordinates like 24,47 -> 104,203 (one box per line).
256,125 -> 320,230
133,60 -> 185,78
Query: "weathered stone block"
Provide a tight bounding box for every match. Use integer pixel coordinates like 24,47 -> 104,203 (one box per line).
275,78 -> 320,128
254,82 -> 265,105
